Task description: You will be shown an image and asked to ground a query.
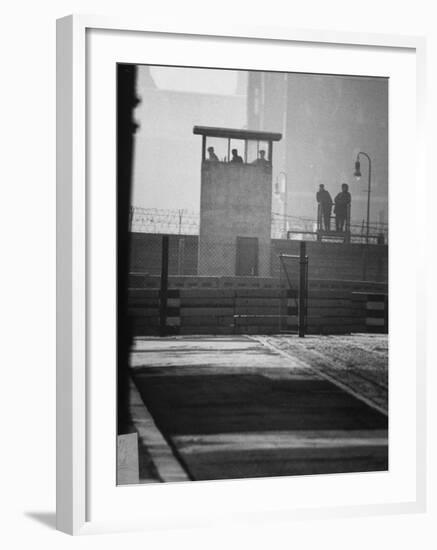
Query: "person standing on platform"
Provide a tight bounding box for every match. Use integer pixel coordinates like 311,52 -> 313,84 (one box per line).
334,183 -> 351,232
316,184 -> 333,231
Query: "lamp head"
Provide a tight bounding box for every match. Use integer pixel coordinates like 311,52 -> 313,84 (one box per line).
354,159 -> 362,180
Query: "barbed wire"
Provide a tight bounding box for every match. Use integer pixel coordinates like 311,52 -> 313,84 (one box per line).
130,206 -> 388,240
129,207 -> 200,235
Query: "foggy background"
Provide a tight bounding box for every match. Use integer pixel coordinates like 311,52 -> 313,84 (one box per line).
132,65 -> 388,227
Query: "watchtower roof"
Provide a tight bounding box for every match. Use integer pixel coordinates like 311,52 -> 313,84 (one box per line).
193,126 -> 282,142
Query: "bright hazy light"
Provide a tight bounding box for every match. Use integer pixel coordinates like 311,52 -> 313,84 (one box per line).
150,66 -> 241,95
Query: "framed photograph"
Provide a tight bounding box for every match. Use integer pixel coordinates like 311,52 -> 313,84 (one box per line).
56,15 -> 426,535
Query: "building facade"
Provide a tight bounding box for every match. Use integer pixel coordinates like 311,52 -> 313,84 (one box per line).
247,71 -> 389,231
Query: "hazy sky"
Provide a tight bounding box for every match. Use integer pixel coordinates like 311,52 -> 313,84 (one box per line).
149,66 -> 240,95
131,66 -> 388,225
132,66 -> 247,212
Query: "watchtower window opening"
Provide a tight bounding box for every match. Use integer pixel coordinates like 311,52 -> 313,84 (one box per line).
194,125 -> 282,167
246,140 -> 271,165
228,139 -> 246,164
204,137 -> 228,163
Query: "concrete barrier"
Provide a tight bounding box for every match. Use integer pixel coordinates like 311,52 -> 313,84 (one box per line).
351,292 -> 388,334
128,282 -> 388,336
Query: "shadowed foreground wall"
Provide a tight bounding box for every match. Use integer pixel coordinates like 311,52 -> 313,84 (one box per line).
129,232 -> 388,283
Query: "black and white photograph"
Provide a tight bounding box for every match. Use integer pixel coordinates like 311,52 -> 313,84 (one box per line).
2,0 -> 434,543
116,63 -> 389,485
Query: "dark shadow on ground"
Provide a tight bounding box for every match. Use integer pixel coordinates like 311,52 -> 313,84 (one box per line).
132,370 -> 388,481
24,511 -> 56,530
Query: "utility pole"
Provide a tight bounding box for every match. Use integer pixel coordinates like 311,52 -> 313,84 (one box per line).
298,241 -> 308,338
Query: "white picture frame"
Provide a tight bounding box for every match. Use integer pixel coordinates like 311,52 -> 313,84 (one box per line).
56,14 -> 427,535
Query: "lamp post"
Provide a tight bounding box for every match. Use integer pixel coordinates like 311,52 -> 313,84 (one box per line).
354,152 -> 372,245
275,171 -> 288,238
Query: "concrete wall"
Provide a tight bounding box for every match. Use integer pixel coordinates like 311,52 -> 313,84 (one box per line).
129,233 -> 198,275
198,163 -> 272,277
271,239 -> 388,283
129,232 -> 388,283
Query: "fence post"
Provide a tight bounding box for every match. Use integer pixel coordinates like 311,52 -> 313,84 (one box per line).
345,204 -> 351,243
299,241 -> 307,338
177,237 -> 185,275
159,235 -> 169,336
316,204 -> 322,240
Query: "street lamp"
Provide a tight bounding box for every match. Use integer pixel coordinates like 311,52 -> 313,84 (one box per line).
354,151 -> 372,244
275,171 -> 288,238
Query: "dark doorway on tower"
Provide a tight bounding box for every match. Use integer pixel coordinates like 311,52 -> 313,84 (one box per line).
236,236 -> 259,276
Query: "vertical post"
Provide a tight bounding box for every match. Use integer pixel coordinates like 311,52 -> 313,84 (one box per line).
298,241 -> 307,338
279,255 -> 283,333
268,141 -> 273,164
201,135 -> 206,162
364,156 -> 372,279
317,203 -> 322,239
178,209 -> 183,234
159,235 -> 169,337
345,203 -> 351,243
128,206 -> 134,232
117,64 -> 138,435
177,237 -> 185,276
366,157 -> 372,245
283,179 -> 287,238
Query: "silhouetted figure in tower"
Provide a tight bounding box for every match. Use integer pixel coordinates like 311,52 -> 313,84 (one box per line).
334,183 -> 351,232
252,149 -> 270,167
230,148 -> 243,163
207,146 -> 219,162
316,184 -> 333,231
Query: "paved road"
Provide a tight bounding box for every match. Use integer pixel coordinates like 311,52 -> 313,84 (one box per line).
130,336 -> 388,482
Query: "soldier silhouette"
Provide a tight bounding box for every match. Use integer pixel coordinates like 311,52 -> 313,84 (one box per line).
230,148 -> 243,163
334,183 -> 351,232
207,146 -> 219,162
316,184 -> 333,231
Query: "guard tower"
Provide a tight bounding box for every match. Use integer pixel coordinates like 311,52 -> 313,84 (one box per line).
193,126 -> 282,277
